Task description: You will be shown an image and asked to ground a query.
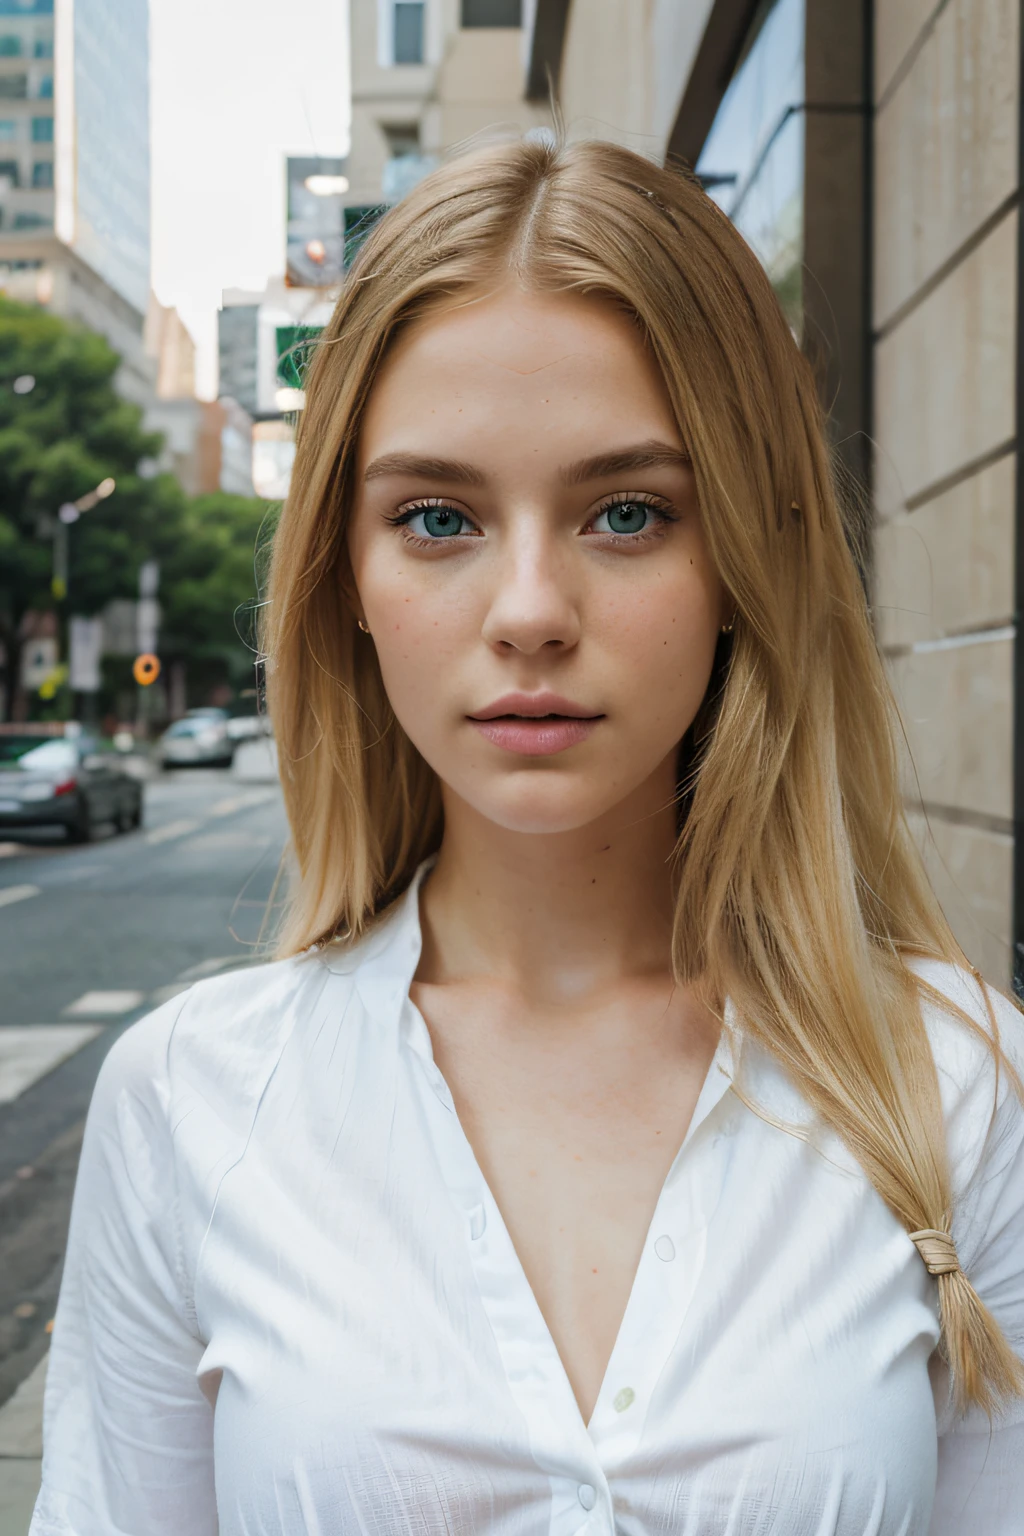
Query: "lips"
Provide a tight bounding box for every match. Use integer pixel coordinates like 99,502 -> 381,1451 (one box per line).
467,694 -> 603,756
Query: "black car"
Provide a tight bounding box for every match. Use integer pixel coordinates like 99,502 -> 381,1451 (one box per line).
0,733 -> 143,842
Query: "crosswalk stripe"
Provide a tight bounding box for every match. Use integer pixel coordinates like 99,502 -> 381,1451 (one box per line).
0,1025 -> 104,1104
0,884 -> 40,909
145,818 -> 201,845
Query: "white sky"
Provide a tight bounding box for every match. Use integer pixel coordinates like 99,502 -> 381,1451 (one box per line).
149,0 -> 350,398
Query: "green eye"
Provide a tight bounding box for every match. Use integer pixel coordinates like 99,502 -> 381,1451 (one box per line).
593,501 -> 652,535
410,506 -> 467,537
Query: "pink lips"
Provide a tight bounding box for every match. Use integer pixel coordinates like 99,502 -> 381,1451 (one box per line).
467,693 -> 603,757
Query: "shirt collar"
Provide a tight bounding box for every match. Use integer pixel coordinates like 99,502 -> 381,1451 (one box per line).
319,861 -> 743,1113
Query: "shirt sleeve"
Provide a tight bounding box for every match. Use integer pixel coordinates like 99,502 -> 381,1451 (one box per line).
920,965 -> 1024,1536
29,1000 -> 218,1536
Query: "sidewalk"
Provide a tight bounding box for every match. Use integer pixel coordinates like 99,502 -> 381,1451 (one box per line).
0,1354 -> 43,1536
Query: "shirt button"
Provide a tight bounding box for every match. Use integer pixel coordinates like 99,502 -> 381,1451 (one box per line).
468,1203 -> 486,1240
654,1234 -> 676,1262
577,1483 -> 596,1511
613,1386 -> 635,1413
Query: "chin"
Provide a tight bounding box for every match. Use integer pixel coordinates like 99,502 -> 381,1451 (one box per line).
454,774 -> 632,837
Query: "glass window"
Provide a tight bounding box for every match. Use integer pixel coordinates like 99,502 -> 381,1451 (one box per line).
393,1 -> 424,64
0,157 -> 19,185
13,210 -> 50,228
31,158 -> 51,187
0,34 -> 21,55
696,0 -> 805,336
461,0 -> 521,23
0,118 -> 15,139
33,37 -> 52,59
30,113 -> 52,141
0,73 -> 27,97
36,72 -> 52,97
11,739 -> 76,772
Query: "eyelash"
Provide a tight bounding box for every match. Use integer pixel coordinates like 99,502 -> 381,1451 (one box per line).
385,493 -> 678,549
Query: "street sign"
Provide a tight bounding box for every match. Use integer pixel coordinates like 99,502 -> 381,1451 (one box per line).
133,653 -> 161,686
69,616 -> 103,692
20,637 -> 58,690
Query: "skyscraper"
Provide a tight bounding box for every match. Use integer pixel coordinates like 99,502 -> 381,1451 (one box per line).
0,0 -> 152,401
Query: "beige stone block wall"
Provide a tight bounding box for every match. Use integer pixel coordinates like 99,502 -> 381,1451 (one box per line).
559,0 -> 654,149
873,0 -> 1019,984
873,452 -> 1015,648
874,0 -> 1018,326
875,0 -> 942,98
905,809 -> 1013,981
890,637 -> 1013,821
874,209 -> 1016,512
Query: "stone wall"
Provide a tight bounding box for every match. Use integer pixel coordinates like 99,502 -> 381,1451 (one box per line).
872,0 -> 1019,982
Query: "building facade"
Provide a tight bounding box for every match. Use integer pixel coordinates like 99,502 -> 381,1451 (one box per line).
0,0 -> 153,403
527,0 -> 1016,988
347,0 -> 550,222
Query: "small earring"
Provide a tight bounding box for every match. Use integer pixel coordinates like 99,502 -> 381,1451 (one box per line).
721,614 -> 736,634
356,618 -> 370,635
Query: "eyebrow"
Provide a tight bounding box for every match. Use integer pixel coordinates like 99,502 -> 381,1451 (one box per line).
560,442 -> 691,486
362,441 -> 690,487
362,452 -> 486,485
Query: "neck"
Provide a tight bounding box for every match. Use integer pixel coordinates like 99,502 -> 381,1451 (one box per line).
420,763 -> 680,1001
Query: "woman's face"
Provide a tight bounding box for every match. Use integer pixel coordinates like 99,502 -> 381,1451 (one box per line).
348,286 -> 726,836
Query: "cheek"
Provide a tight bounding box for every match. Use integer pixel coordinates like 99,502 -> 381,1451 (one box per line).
593,571 -> 721,719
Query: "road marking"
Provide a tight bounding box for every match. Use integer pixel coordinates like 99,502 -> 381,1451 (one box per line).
145,818 -> 201,845
148,982 -> 191,1007
63,990 -> 144,1017
0,1026 -> 104,1104
209,790 -> 274,817
0,884 -> 40,909
184,831 -> 269,852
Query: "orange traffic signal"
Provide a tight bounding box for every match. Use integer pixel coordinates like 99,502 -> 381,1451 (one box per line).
133,653 -> 161,686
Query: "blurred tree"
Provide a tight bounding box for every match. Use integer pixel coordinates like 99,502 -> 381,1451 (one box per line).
160,493 -> 277,706
0,297 -> 273,722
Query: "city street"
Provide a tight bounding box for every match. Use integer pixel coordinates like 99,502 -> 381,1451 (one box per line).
0,765 -> 287,1529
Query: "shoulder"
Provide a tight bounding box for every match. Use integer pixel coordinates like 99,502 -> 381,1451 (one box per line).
905,955 -> 1024,1094
92,949 -> 344,1141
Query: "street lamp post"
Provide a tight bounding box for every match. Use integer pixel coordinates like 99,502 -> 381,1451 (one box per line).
51,476 -> 116,601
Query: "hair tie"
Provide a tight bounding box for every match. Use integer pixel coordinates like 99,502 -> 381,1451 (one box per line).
909,1228 -> 960,1276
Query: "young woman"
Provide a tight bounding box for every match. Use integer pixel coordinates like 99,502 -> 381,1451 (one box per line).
34,138 -> 1023,1534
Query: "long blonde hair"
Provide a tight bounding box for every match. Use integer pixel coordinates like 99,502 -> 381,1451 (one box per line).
265,136 -> 1023,1413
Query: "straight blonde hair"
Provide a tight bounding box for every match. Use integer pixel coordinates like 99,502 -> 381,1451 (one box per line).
264,136 -> 1024,1414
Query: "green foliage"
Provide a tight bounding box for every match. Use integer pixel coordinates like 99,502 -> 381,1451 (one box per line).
0,295 -> 273,718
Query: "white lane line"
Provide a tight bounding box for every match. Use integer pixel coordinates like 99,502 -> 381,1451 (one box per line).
209,790 -> 274,817
148,982 -> 191,1008
0,884 -> 40,909
0,1026 -> 104,1104
183,831 -> 269,852
145,818 -> 201,845
63,990 -> 145,1017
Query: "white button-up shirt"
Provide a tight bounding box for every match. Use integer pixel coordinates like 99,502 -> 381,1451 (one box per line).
31,867 -> 1024,1534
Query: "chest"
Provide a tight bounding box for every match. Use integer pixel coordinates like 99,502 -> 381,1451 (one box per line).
188,1025 -> 943,1535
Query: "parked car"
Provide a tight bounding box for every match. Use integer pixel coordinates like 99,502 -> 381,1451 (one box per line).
225,714 -> 270,742
157,711 -> 234,769
0,733 -> 143,841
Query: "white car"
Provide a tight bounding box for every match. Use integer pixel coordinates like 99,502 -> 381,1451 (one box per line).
158,711 -> 234,768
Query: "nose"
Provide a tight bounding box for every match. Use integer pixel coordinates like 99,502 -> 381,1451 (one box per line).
480,524 -> 581,655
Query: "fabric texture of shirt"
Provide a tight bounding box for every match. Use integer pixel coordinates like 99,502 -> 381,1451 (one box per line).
30,865 -> 1024,1535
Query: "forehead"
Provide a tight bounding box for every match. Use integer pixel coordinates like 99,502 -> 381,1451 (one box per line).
357,285 -> 682,459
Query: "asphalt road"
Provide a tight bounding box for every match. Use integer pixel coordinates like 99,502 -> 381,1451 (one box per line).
0,766 -> 288,1412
